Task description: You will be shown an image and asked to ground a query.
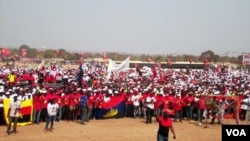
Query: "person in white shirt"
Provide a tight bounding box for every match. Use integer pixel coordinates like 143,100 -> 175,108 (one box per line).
217,97 -> 229,124
6,96 -> 21,135
45,99 -> 59,131
131,90 -> 140,118
240,95 -> 249,121
244,95 -> 250,124
145,93 -> 156,124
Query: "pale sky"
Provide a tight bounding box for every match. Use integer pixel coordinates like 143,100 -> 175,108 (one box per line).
1,0 -> 250,56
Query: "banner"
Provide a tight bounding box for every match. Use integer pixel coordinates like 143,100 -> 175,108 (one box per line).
107,57 -> 130,72
4,99 -> 33,126
106,57 -> 130,80
94,96 -> 126,119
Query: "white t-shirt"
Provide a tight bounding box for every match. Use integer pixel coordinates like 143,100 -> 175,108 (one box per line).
103,96 -> 110,102
9,100 -> 21,117
47,103 -> 59,116
146,96 -> 156,109
131,94 -> 140,106
241,98 -> 249,110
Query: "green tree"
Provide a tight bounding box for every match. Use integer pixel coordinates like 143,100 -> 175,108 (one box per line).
44,49 -> 55,59
199,50 -> 216,62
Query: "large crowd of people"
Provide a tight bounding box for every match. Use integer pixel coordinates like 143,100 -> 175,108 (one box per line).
0,60 -> 250,135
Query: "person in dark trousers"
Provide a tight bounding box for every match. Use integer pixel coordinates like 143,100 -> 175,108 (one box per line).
156,110 -> 176,141
6,96 -> 21,135
210,96 -> 218,124
45,99 -> 58,131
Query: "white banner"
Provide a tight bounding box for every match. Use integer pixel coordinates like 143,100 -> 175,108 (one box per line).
107,57 -> 130,72
106,57 -> 130,80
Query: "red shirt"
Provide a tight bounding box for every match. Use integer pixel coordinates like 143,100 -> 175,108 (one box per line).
27,74 -> 35,84
126,94 -> 133,105
21,73 -> 29,81
45,75 -> 55,83
46,93 -> 56,101
199,97 -> 206,110
41,94 -> 49,108
94,93 -> 104,108
69,93 -> 77,106
157,117 -> 172,137
33,94 -> 43,110
55,94 -> 63,107
158,116 -> 172,127
155,95 -> 165,109
75,92 -> 82,105
88,94 -> 95,108
174,98 -> 183,111
63,94 -> 70,106
184,95 -> 195,106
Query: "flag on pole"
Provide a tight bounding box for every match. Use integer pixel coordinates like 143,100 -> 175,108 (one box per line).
1,48 -> 11,56
21,49 -> 27,57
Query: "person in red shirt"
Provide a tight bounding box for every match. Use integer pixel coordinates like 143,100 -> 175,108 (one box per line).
86,90 -> 94,121
40,91 -> 49,122
74,89 -> 82,120
20,71 -> 29,81
32,91 -> 43,124
68,91 -> 77,121
163,93 -> 175,117
95,90 -> 104,119
155,92 -> 165,116
125,91 -> 133,118
174,95 -> 184,122
198,95 -> 206,126
27,72 -> 35,85
54,90 -> 63,122
156,110 -> 176,141
45,74 -> 55,83
62,91 -> 70,120
184,92 -> 195,121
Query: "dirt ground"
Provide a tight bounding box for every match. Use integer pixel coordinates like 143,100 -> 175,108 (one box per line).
0,117 -> 246,141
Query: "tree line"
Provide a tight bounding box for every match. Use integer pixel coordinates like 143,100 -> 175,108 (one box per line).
1,44 -> 244,65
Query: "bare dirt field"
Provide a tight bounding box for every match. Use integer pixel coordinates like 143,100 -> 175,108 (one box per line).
0,117 -> 245,141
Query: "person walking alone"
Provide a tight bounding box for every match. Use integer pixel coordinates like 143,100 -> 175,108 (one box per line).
156,110 -> 176,141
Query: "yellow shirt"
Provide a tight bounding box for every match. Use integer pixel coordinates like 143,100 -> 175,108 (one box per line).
8,74 -> 15,83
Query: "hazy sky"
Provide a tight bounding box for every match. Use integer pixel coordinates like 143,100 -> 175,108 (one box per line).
1,0 -> 250,56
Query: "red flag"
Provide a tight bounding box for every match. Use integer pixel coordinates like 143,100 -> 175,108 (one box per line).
21,49 -> 27,57
1,48 -> 11,55
189,57 -> 193,64
160,71 -> 166,81
80,52 -> 84,57
148,57 -> 154,63
19,106 -> 32,115
103,53 -> 108,60
167,58 -> 172,66
79,57 -> 83,65
55,50 -> 61,56
204,59 -> 209,67
243,61 -> 248,66
158,63 -> 161,68
152,65 -> 157,78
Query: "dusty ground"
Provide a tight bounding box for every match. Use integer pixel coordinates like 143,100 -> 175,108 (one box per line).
0,117 -> 246,141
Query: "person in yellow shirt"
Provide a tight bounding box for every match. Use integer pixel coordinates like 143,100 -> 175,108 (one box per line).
8,71 -> 16,85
